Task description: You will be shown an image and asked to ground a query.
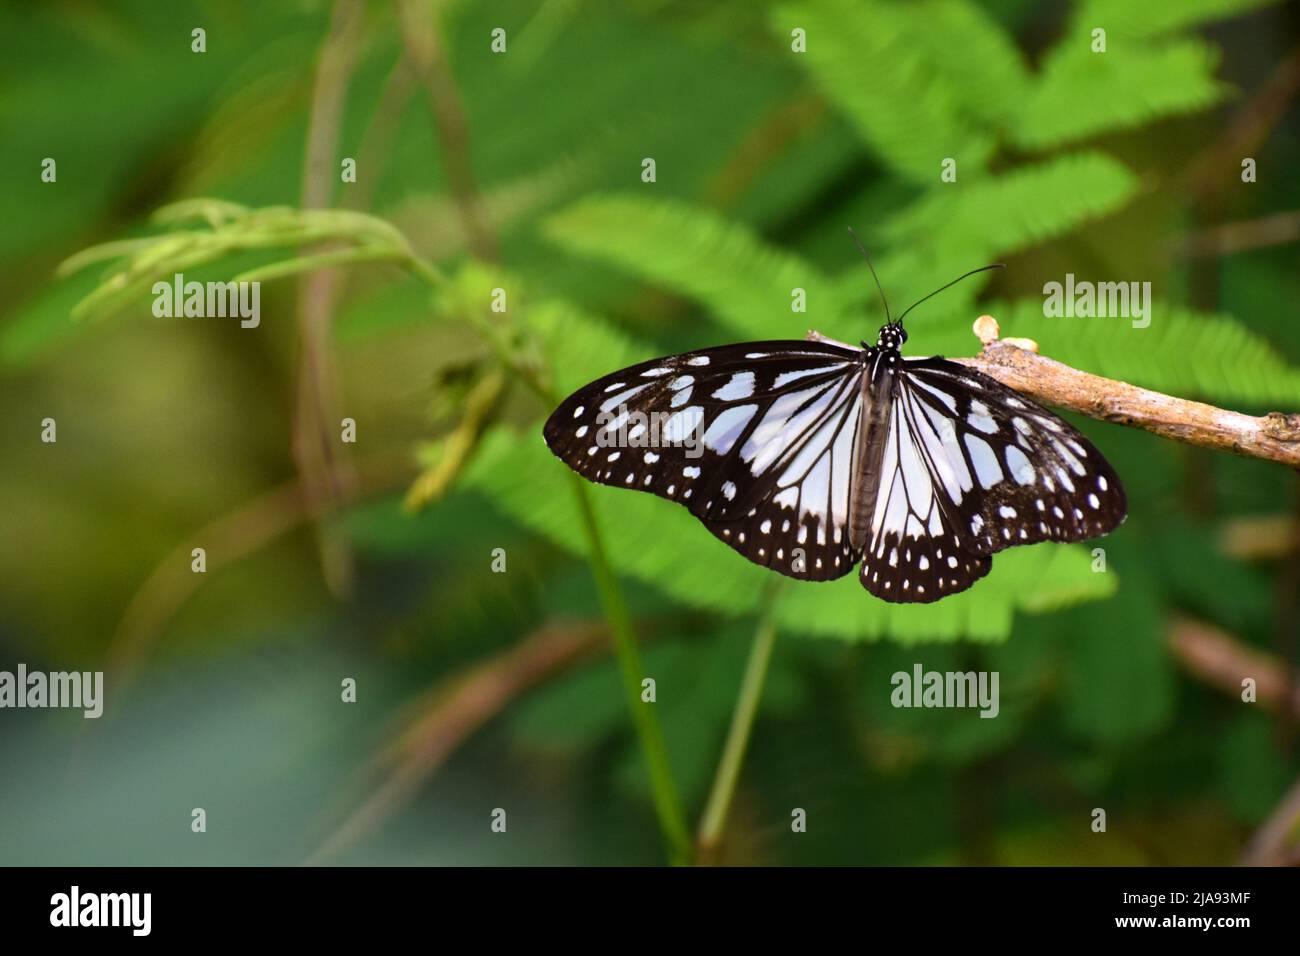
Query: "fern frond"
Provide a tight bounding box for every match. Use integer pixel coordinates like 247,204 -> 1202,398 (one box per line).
527,295 -> 654,396
772,0 -> 996,182
881,152 -> 1140,262
816,154 -> 1140,343
1013,39 -> 1228,151
824,246 -> 996,345
899,0 -> 1032,130
541,194 -> 851,339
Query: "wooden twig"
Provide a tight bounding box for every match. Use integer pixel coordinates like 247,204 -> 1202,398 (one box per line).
396,0 -> 498,262
295,0 -> 366,597
808,317 -> 1300,469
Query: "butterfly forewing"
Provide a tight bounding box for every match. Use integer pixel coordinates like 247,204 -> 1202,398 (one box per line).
542,340 -> 866,581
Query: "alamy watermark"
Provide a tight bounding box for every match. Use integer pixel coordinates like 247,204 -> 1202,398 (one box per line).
0,664 -> 103,718
891,664 -> 999,718
594,404 -> 705,459
50,886 -> 150,936
1043,274 -> 1151,329
152,272 -> 260,328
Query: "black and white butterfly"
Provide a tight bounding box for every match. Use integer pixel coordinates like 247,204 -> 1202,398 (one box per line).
542,242 -> 1126,604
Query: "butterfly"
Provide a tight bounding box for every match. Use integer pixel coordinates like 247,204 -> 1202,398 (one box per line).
542,233 -> 1126,603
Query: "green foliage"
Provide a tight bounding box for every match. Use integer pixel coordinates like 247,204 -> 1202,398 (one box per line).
1059,568 -> 1176,745
897,0 -> 1032,130
771,0 -> 1000,183
542,153 -> 1139,348
543,194 -> 852,339
1219,712 -> 1294,822
857,644 -> 1035,766
1013,40 -> 1228,151
1011,0 -> 1282,150
527,295 -> 651,396
879,152 -> 1140,272
58,199 -> 429,321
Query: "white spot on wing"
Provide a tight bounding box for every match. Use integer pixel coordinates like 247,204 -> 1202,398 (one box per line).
1005,445 -> 1035,485
663,406 -> 704,444
774,366 -> 837,388
963,434 -> 1003,489
712,372 -> 755,400
600,383 -> 650,412
701,404 -> 757,455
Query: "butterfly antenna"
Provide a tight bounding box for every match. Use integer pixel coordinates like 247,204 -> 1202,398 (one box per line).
847,226 -> 892,325
894,263 -> 1005,327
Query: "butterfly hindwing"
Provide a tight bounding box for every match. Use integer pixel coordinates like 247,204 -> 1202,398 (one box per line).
542,341 -> 866,581
851,355 -> 1127,602
898,359 -> 1127,554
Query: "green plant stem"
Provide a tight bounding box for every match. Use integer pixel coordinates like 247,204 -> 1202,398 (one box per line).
570,473 -> 693,865
401,249 -> 691,866
696,589 -> 781,863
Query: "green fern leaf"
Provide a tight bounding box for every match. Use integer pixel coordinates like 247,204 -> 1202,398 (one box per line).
879,152 -> 1140,274
1013,39 -> 1228,151
772,0 -> 996,182
815,154 -> 1140,347
895,0 -> 1032,130
528,294 -> 656,396
541,194 -> 851,339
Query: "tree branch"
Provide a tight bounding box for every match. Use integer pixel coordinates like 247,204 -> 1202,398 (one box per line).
808,316 -> 1300,470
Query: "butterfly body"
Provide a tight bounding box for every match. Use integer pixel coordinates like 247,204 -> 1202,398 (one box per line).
543,322 -> 1126,604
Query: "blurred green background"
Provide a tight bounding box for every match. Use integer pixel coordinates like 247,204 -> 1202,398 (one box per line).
3,0 -> 1300,866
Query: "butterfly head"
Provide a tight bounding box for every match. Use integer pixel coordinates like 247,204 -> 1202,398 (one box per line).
875,323 -> 907,352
